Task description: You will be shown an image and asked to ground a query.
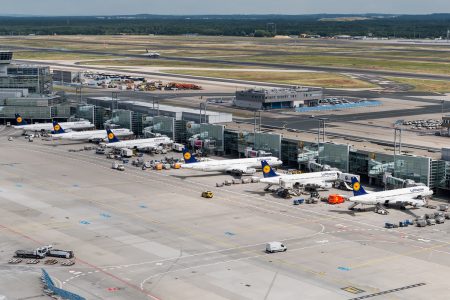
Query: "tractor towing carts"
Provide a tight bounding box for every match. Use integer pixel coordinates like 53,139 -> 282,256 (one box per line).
15,245 -> 74,259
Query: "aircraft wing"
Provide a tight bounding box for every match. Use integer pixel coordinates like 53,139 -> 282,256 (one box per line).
387,195 -> 425,206
225,165 -> 251,174
136,144 -> 157,151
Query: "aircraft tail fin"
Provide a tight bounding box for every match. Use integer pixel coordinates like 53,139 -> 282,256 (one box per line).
351,177 -> 368,196
261,160 -> 278,178
14,113 -> 27,126
106,128 -> 120,143
52,120 -> 66,134
182,147 -> 198,163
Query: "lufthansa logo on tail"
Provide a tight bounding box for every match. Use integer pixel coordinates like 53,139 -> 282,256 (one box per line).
184,152 -> 191,160
108,133 -> 114,140
54,124 -> 61,131
16,117 -> 22,123
353,182 -> 360,191
263,165 -> 271,173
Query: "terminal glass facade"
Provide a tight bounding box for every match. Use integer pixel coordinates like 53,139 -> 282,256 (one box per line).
254,132 -> 281,158
152,116 -> 175,140
76,105 -> 95,125
393,155 -> 430,186
0,106 -> 52,120
199,124 -> 225,152
222,130 -> 282,158
319,143 -> 350,172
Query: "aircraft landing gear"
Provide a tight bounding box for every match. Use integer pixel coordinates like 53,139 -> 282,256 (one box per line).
348,202 -> 358,210
375,204 -> 389,215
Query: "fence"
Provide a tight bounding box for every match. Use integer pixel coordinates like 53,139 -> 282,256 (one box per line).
41,269 -> 86,300
296,101 -> 382,112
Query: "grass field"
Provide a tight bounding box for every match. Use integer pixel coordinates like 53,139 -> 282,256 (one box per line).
164,70 -> 377,88
3,35 -> 450,79
387,77 -> 450,93
229,55 -> 450,76
13,51 -> 115,60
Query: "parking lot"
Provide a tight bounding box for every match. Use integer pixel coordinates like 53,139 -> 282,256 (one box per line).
1,126 -> 450,300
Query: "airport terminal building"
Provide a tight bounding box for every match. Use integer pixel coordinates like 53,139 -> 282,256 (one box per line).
0,50 -> 64,122
235,87 -> 323,110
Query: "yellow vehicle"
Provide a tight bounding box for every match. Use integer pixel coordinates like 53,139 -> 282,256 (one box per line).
201,191 -> 214,198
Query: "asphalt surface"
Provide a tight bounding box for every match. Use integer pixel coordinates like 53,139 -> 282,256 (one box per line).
1,128 -> 450,300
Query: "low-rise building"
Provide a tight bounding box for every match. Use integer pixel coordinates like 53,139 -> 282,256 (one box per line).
234,87 -> 323,110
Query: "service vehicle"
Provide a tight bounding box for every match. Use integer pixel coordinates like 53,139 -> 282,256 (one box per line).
427,218 -> 437,226
385,223 -> 398,229
201,191 -> 214,198
172,143 -> 185,152
265,242 -> 287,253
436,216 -> 445,224
416,219 -> 427,227
112,162 -> 125,171
15,246 -> 48,259
121,148 -> 133,158
439,204 -> 449,211
47,248 -> 74,259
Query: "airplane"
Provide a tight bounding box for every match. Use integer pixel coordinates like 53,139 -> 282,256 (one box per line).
259,160 -> 340,191
144,49 -> 160,58
50,121 -> 133,142
104,128 -> 172,151
12,113 -> 94,132
348,177 -> 433,212
181,148 -> 282,176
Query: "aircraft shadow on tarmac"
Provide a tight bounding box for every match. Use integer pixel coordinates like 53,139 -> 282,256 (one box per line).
171,173 -> 231,179
243,190 -> 268,197
328,209 -> 357,217
329,206 -> 420,218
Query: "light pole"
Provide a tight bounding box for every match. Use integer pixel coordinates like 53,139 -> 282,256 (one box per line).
309,116 -> 328,165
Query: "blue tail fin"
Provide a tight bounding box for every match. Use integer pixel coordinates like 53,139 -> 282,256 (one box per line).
182,147 -> 198,163
14,113 -> 27,126
261,160 -> 278,178
351,177 -> 368,196
106,128 -> 120,143
52,120 -> 65,134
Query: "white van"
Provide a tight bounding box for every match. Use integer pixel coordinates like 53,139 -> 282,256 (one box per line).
266,242 -> 287,253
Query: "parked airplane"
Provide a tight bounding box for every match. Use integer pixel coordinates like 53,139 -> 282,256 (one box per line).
348,177 -> 433,211
13,114 -> 94,132
104,128 -> 172,151
259,160 -> 339,190
181,148 -> 282,176
51,121 -> 132,142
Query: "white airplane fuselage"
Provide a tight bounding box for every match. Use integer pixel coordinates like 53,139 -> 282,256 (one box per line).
106,137 -> 172,149
260,171 -> 340,186
14,121 -> 94,132
182,156 -> 282,173
349,186 -> 433,206
53,128 -> 133,141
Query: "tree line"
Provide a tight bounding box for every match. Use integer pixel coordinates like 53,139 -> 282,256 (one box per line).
0,14 -> 449,38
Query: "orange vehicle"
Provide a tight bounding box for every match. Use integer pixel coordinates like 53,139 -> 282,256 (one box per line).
328,194 -> 345,204
154,163 -> 163,170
